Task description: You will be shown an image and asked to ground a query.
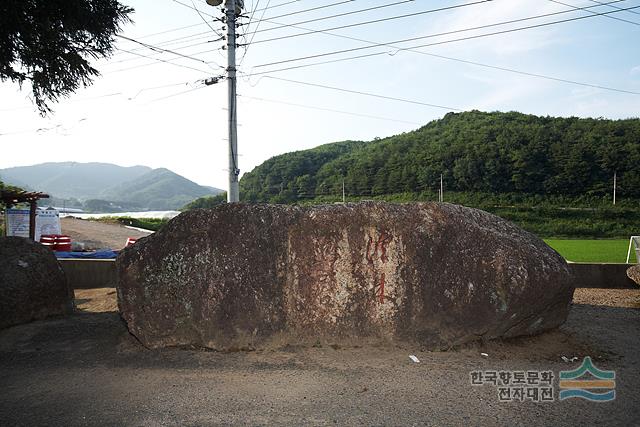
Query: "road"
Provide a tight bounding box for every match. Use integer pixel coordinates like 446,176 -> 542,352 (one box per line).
0,289 -> 638,426
60,217 -> 152,250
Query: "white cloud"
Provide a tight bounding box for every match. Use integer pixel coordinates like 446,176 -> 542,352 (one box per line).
423,0 -> 564,56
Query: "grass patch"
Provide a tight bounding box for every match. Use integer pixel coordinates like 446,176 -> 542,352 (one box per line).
544,239 -> 637,263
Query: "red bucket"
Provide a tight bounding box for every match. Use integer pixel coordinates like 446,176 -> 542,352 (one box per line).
40,234 -> 57,249
54,235 -> 72,252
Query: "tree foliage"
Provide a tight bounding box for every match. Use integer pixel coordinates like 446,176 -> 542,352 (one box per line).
240,111 -> 640,203
0,0 -> 132,114
0,180 -> 24,209
181,193 -> 227,211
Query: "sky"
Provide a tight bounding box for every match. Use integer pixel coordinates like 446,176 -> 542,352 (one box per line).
1,0 -> 639,190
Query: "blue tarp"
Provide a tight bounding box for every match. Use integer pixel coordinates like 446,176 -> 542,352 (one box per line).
55,250 -> 119,259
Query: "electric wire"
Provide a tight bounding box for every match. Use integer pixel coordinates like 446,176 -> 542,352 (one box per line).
242,13 -> 640,96
257,76 -> 463,111
587,0 -> 640,14
111,47 -> 215,74
106,2 -> 638,95
259,0 -> 356,22
146,84 -> 211,103
548,0 -> 640,25
172,0 -> 221,20
249,2 -> 640,70
241,0 -> 262,35
245,0 -> 495,44
190,0 -> 227,37
238,94 -> 422,125
239,0 -> 273,65
249,0 -> 304,14
110,33 -> 222,65
116,34 -> 225,70
251,0 -> 420,34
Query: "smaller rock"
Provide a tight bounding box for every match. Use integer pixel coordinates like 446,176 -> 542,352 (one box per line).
0,237 -> 74,329
627,264 -> 640,285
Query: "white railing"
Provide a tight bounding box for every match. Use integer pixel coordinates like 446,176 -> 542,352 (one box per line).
626,236 -> 640,264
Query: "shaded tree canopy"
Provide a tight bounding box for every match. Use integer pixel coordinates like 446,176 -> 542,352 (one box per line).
0,180 -> 25,209
0,0 -> 133,114
240,111 -> 640,202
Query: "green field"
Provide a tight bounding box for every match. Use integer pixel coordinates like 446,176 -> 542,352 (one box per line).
544,239 -> 637,263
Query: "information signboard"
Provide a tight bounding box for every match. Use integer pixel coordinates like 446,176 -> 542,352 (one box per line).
35,208 -> 61,242
5,209 -> 30,238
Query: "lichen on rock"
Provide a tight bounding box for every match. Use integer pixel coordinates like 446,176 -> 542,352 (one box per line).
116,202 -> 574,349
627,264 -> 640,286
0,237 -> 73,329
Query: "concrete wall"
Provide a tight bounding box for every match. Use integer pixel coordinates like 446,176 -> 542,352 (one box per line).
568,263 -> 637,289
58,259 -> 116,290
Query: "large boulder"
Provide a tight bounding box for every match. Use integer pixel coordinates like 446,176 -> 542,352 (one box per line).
627,264 -> 640,285
0,237 -> 74,329
117,202 -> 574,349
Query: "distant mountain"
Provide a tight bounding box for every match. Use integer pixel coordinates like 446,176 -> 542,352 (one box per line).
0,162 -> 223,211
100,168 -> 221,210
0,162 -> 151,199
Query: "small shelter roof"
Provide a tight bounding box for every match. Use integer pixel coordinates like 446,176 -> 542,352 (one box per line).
0,190 -> 50,207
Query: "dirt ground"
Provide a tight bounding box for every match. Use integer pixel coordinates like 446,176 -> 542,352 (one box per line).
75,288 -> 119,313
60,217 -> 152,250
0,288 -> 638,426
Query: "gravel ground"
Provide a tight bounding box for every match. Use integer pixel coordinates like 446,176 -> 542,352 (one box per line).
0,289 -> 638,426
60,217 -> 152,250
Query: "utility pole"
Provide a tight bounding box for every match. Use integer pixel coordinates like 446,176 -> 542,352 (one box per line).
342,179 -> 346,203
225,0 -> 240,202
205,0 -> 241,201
613,170 -> 617,205
439,174 -> 443,202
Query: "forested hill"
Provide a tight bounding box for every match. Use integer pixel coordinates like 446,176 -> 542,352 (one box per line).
240,111 -> 640,203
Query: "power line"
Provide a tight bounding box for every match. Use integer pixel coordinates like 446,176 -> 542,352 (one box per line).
548,0 -> 640,26
259,0 -> 356,22
242,12 -> 640,96
250,2 -> 639,70
110,47 -> 214,75
172,0 -> 221,20
248,0 -> 629,47
138,21 -> 214,39
251,0 -> 419,35
106,0 -> 223,57
106,2 -> 638,95
238,94 -> 422,124
110,34 -> 220,65
239,0 -> 273,65
109,42 -> 230,73
116,34 -> 224,70
128,81 -> 201,100
250,0 -> 304,14
189,0 -> 227,37
245,0 -> 495,45
0,92 -> 123,112
258,76 -> 463,111
110,24 -> 218,60
242,0 -> 262,36
587,0 -> 640,15
146,84 -> 211,104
